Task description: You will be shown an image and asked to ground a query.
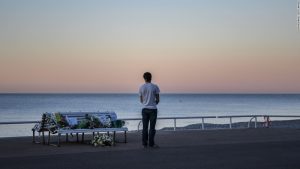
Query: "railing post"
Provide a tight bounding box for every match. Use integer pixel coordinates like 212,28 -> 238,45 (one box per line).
42,131 -> 45,144
137,121 -> 142,132
229,117 -> 232,129
201,117 -> 205,130
57,133 -> 61,147
255,117 -> 257,128
174,118 -> 177,131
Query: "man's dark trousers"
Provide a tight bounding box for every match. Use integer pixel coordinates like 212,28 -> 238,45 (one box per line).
142,108 -> 157,146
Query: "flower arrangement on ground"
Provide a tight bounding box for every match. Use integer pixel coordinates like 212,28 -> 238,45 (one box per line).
91,134 -> 113,147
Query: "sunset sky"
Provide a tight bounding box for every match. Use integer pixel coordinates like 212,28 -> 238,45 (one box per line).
0,0 -> 299,93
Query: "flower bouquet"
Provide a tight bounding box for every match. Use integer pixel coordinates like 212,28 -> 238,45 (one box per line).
54,112 -> 69,128
77,114 -> 102,129
91,134 -> 113,147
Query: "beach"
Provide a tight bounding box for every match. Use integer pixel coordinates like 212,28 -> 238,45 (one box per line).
0,128 -> 300,169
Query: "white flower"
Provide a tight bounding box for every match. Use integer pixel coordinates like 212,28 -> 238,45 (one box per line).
91,133 -> 113,147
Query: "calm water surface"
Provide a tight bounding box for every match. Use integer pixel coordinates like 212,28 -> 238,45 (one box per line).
1,94 -> 300,137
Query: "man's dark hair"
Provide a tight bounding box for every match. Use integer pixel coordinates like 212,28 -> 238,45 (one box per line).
143,72 -> 152,82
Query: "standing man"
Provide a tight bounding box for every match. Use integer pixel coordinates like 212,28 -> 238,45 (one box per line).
139,72 -> 160,148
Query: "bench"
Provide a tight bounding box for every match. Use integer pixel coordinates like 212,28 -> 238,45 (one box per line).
32,111 -> 128,147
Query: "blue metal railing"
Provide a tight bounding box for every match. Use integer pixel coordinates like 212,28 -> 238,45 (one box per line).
1,115 -> 300,131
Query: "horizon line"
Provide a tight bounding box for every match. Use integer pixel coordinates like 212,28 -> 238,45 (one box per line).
1,92 -> 300,95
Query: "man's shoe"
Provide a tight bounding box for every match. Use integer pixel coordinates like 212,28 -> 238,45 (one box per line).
149,144 -> 159,149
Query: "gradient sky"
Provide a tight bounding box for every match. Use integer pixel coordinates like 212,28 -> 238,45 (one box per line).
0,0 -> 299,93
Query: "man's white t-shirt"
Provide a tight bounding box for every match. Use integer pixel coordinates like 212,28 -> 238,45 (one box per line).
139,83 -> 160,109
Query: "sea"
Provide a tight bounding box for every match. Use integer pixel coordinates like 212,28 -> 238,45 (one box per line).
1,93 -> 300,137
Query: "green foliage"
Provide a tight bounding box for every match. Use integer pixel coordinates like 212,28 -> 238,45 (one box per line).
77,114 -> 103,129
54,112 -> 69,128
78,119 -> 89,129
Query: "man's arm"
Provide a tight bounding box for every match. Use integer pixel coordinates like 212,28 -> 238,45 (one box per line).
155,94 -> 160,105
140,95 -> 143,103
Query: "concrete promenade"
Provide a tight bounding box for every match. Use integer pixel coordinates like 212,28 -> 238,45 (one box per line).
0,128 -> 300,169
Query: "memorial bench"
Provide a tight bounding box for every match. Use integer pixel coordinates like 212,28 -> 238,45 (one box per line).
32,112 -> 128,147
